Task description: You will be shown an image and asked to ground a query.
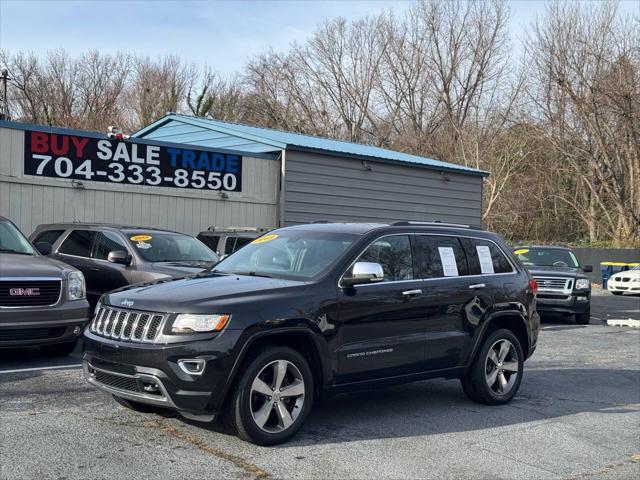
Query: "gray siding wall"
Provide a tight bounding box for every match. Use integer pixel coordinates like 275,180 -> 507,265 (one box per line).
0,127 -> 279,236
283,150 -> 483,226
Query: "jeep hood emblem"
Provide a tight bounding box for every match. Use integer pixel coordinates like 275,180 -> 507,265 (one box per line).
120,299 -> 134,307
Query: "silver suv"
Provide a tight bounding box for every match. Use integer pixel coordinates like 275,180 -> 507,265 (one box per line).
0,216 -> 89,355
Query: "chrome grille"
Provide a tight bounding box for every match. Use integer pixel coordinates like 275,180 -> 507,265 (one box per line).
534,276 -> 573,293
90,305 -> 166,343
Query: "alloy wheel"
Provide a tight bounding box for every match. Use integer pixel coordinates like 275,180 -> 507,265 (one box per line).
485,339 -> 519,396
250,359 -> 305,433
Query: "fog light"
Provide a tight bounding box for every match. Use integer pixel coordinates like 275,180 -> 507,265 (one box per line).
73,326 -> 81,335
576,296 -> 588,302
178,359 -> 206,375
142,382 -> 161,393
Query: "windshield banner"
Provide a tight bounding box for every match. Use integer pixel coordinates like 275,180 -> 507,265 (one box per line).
23,130 -> 243,192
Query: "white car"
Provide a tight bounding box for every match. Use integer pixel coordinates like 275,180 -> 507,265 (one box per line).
607,265 -> 640,295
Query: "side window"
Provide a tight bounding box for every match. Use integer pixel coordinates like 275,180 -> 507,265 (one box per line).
93,231 -> 128,260
461,238 -> 514,274
413,235 -> 469,278
197,234 -> 220,252
233,237 -> 253,252
33,229 -> 65,246
358,235 -> 414,281
59,230 -> 96,257
224,237 -> 237,254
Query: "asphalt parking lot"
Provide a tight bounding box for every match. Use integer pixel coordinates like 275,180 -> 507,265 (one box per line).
1,292 -> 639,479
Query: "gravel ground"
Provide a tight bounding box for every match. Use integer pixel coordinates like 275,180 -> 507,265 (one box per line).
1,294 -> 639,479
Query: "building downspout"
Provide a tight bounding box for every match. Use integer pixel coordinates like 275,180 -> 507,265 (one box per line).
277,149 -> 286,227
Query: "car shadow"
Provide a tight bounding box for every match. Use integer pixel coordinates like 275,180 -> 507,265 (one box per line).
276,367 -> 640,447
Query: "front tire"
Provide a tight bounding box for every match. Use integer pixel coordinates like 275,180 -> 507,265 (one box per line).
226,346 -> 313,445
461,329 -> 524,405
575,308 -> 591,325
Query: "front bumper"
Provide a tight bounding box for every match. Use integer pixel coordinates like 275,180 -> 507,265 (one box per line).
0,299 -> 90,348
82,329 -> 240,419
608,282 -> 640,294
535,291 -> 590,314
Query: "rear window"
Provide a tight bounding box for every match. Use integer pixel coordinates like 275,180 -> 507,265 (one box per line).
59,230 -> 96,257
33,229 -> 65,246
461,238 -> 513,274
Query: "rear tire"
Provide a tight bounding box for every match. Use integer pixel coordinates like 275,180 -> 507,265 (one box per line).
226,346 -> 314,445
112,395 -> 159,413
461,329 -> 524,405
39,340 -> 77,357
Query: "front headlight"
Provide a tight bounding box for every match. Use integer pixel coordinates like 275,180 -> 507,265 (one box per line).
67,271 -> 86,300
575,278 -> 590,290
632,278 -> 640,283
171,314 -> 230,334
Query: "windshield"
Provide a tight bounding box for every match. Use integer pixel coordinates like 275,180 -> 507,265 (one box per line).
514,247 -> 579,268
126,231 -> 218,263
212,230 -> 359,280
0,220 -> 36,255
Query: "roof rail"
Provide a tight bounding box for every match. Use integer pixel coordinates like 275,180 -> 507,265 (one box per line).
390,220 -> 479,229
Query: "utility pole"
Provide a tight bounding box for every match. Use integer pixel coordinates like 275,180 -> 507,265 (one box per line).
0,69 -> 10,121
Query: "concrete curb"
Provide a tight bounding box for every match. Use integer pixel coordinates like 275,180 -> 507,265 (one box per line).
606,319 -> 640,328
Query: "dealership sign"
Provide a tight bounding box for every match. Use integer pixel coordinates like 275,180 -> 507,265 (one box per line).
24,130 -> 242,192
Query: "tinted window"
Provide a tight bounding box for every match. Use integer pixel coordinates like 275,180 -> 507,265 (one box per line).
59,230 -> 96,257
224,237 -> 237,254
197,234 -> 220,252
359,235 -> 414,281
33,229 -> 65,246
93,231 -> 128,260
233,237 -> 253,252
461,238 -> 513,274
413,235 -> 468,278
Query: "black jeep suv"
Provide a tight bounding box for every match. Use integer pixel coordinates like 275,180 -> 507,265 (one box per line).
83,222 -> 539,445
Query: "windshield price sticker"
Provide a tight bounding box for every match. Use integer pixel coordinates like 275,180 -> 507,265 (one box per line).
438,247 -> 459,277
130,235 -> 152,242
251,234 -> 278,244
476,245 -> 495,274
24,130 -> 243,192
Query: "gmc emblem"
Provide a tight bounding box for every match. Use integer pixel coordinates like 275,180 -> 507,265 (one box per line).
9,287 -> 40,296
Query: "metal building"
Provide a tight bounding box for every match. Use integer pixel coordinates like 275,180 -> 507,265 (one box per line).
1,116 -> 487,237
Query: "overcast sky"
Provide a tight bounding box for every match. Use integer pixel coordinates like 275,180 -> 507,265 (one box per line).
1,0 -> 638,74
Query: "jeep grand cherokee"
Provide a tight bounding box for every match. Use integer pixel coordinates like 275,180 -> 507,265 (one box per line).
83,222 -> 539,445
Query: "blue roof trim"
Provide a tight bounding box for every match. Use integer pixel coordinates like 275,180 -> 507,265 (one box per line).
133,114 -> 488,177
0,119 -> 278,160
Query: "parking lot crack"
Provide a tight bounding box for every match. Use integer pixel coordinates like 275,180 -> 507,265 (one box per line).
160,421 -> 271,479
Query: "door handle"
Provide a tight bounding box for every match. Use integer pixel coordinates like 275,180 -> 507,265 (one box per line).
402,289 -> 423,296
469,283 -> 486,289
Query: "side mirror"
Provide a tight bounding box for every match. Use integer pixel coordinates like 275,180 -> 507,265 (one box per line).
342,261 -> 384,286
582,264 -> 593,273
107,250 -> 131,265
35,241 -> 52,255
